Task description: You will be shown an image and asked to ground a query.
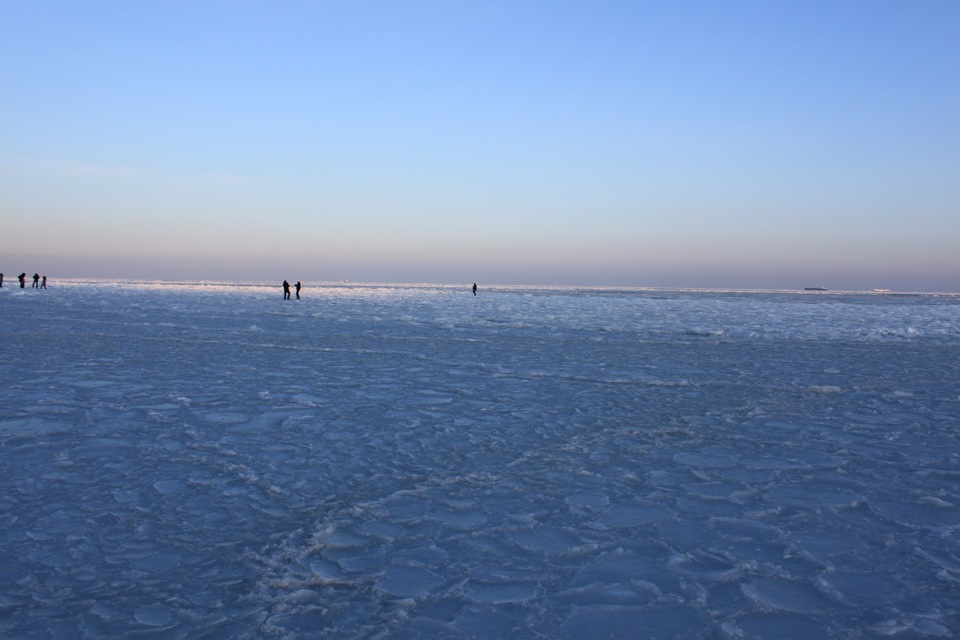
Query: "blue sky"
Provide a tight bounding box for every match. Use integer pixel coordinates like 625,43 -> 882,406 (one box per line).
2,1 -> 958,290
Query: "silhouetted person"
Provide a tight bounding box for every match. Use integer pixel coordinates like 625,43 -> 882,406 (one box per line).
32,273 -> 39,289
295,281 -> 301,299
472,283 -> 477,296
40,276 -> 47,289
0,273 -> 3,287
19,273 -> 26,288
282,280 -> 291,300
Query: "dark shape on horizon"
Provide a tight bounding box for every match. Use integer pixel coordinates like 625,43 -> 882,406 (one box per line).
0,273 -> 3,287
19,273 -> 26,288
40,276 -> 47,290
804,286 -> 828,291
472,283 -> 477,296
295,281 -> 301,300
282,280 -> 291,300
32,273 -> 40,289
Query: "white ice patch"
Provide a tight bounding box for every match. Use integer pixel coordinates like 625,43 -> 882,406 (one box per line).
134,604 -> 175,627
376,565 -> 444,598
807,385 -> 842,394
816,569 -> 903,606
740,578 -> 832,614
463,580 -> 539,604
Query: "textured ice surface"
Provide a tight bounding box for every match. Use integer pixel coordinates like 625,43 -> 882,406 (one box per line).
1,281 -> 959,638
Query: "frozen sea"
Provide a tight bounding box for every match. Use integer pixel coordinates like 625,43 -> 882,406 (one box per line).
2,280 -> 959,639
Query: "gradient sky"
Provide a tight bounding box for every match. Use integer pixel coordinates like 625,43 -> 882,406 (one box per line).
2,1 -> 958,290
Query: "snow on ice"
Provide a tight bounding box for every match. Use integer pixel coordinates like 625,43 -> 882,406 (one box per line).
1,281 -> 959,638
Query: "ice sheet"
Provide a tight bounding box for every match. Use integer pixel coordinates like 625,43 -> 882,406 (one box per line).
1,281 -> 958,637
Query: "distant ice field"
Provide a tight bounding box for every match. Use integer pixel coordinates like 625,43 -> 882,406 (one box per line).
2,281 -> 959,638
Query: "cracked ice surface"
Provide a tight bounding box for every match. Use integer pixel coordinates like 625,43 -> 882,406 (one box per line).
1,281 -> 959,638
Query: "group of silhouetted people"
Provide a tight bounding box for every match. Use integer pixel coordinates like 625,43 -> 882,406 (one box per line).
280,281 -> 478,299
282,280 -> 302,300
0,272 -> 46,290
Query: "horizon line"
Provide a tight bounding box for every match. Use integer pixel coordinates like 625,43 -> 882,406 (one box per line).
15,277 -> 960,297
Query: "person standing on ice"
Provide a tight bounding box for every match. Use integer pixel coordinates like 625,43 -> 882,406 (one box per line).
18,273 -> 26,288
40,276 -> 47,289
282,280 -> 291,300
472,283 -> 477,296
295,281 -> 301,299
32,273 -> 40,288
0,273 -> 4,287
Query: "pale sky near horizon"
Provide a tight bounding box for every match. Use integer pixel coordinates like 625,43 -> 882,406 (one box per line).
2,1 -> 958,291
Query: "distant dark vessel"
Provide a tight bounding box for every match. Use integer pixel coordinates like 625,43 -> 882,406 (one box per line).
804,287 -> 828,291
